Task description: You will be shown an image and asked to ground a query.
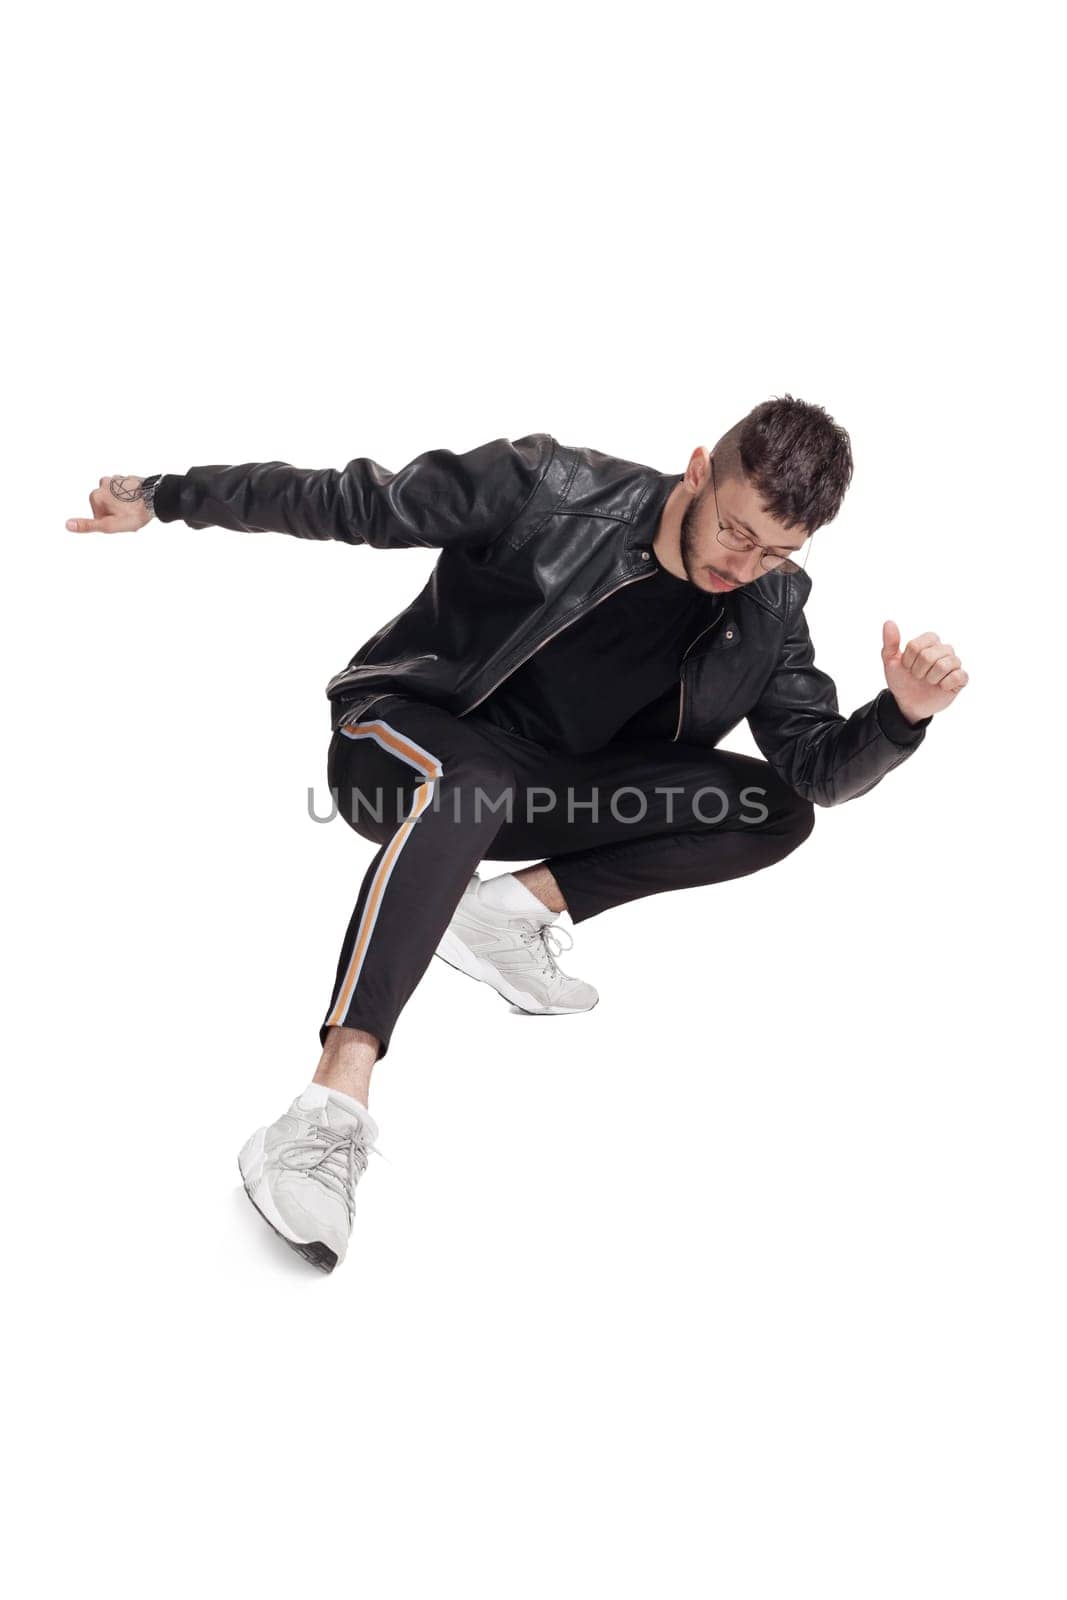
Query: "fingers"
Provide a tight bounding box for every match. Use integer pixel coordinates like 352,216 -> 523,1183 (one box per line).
67,478 -> 129,533
901,631 -> 942,671
908,642 -> 966,683
67,488 -> 111,533
882,619 -> 901,657
67,514 -> 119,533
921,649 -> 961,685
899,632 -> 970,689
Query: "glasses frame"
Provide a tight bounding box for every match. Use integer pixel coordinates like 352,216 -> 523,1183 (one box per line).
709,455 -> 811,576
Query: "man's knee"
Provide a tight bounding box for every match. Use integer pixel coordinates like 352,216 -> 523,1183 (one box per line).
744,782 -> 815,862
779,791 -> 815,853
792,792 -> 816,840
332,744 -> 518,837
336,782 -> 408,841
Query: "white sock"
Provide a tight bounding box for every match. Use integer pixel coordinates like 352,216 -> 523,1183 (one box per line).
298,1082 -> 369,1119
477,871 -> 558,918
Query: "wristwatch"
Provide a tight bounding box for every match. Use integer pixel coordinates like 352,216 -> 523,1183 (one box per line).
141,473 -> 163,517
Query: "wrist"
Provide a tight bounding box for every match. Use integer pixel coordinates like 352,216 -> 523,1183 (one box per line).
140,473 -> 162,520
877,688 -> 931,746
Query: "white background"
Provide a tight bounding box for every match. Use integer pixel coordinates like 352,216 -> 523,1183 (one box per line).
4,1 -> 1063,1594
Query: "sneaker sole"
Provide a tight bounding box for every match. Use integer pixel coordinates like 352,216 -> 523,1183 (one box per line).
434,927 -> 599,1016
237,1130 -> 340,1273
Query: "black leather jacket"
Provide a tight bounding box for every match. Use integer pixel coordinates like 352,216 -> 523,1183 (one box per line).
153,431 -> 931,806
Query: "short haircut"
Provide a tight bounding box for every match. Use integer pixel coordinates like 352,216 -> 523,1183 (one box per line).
712,394 -> 854,536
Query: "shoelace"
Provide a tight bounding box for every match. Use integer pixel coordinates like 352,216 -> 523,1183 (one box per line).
517,920 -> 574,982
277,1124 -> 388,1220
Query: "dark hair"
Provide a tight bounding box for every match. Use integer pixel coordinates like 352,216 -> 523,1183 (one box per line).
712,394 -> 854,536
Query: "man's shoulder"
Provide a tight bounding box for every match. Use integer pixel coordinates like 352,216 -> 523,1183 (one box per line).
560,438 -> 676,526
737,566 -> 812,622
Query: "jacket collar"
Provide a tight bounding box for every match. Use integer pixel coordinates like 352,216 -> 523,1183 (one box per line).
623,469 -> 680,569
625,467 -> 798,621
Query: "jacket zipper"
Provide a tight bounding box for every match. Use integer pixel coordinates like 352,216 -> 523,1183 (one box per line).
672,608 -> 725,741
460,566 -> 659,716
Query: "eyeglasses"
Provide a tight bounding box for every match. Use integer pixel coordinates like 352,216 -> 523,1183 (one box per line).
710,455 -> 811,576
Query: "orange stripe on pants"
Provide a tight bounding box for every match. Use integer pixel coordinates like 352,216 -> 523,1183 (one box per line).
324,718 -> 444,1030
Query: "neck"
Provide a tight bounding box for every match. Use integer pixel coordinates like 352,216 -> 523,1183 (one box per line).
652,482 -> 689,580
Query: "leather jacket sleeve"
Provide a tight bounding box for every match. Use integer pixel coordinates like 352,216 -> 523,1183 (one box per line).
151,432 -> 555,549
747,582 -> 932,807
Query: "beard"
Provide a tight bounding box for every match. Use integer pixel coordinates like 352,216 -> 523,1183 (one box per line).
680,481 -> 750,589
678,484 -> 711,584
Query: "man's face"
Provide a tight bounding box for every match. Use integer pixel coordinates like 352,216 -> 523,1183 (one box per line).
678,458 -> 810,593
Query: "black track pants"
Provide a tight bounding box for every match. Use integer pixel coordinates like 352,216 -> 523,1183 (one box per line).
319,693 -> 815,1058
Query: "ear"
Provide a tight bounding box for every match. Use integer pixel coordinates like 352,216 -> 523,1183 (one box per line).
689,445 -> 712,487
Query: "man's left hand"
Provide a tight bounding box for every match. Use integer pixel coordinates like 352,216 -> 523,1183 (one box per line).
881,620 -> 969,724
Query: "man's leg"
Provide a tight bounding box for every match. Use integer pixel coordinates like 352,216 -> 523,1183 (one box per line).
429,719 -> 814,1014
508,862 -> 568,914
317,695 -> 529,1083
465,723 -> 816,923
312,1025 -> 382,1110
238,694 -> 527,1270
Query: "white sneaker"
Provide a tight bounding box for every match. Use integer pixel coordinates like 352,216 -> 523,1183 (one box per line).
238,1086 -> 382,1272
435,874 -> 599,1016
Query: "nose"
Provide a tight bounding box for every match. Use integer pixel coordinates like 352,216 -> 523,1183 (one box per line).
719,551 -> 759,584
727,546 -> 768,584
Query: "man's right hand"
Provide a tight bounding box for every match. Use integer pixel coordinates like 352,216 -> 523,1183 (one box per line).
67,475 -> 155,534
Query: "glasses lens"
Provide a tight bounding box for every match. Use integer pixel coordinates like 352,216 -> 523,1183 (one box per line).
766,536 -> 813,575
717,526 -> 747,553
762,552 -> 803,575
719,527 -> 811,575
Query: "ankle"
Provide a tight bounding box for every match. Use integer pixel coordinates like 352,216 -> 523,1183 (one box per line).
495,864 -> 572,915
512,865 -> 567,915
313,1026 -> 380,1107
313,1064 -> 371,1108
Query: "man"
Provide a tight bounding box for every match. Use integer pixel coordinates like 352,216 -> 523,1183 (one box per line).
67,396 -> 969,1273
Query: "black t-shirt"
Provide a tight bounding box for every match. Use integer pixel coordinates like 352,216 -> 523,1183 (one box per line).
472,545 -> 723,753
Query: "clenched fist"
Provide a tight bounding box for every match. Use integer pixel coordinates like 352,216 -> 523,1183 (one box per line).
882,620 -> 969,723
66,476 -> 155,535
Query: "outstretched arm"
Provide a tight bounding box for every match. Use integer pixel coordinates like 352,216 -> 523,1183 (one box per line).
66,435 -> 556,551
